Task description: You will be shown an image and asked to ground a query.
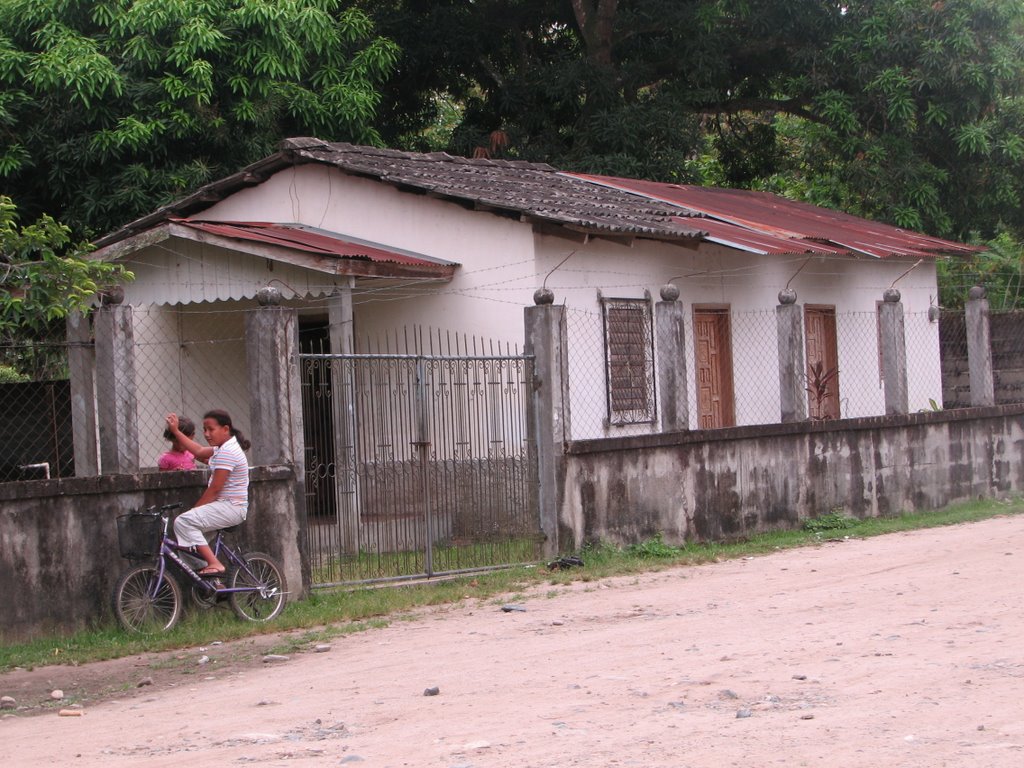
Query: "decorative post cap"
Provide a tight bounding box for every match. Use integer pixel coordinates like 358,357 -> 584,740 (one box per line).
533,287 -> 555,305
968,285 -> 986,300
777,288 -> 797,305
883,287 -> 901,303
99,285 -> 125,305
256,286 -> 282,306
659,283 -> 680,301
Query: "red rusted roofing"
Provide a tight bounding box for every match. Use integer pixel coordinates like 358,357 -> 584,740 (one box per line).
567,174 -> 982,259
673,216 -> 844,257
173,219 -> 454,269
96,140 -> 979,262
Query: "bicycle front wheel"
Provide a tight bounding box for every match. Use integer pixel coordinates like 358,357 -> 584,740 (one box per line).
229,552 -> 286,623
112,565 -> 183,633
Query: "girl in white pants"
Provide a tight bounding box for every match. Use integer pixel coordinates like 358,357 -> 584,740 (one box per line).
164,409 -> 251,575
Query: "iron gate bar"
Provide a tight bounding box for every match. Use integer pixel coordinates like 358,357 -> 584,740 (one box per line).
299,346 -> 540,588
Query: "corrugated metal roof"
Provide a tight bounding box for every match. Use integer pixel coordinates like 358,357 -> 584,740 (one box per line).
684,217 -> 845,256
567,174 -> 982,259
174,220 -> 455,269
93,138 -> 980,263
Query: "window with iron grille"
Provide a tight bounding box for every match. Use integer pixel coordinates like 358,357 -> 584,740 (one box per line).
601,297 -> 655,424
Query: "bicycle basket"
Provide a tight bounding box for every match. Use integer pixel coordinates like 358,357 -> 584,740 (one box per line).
116,512 -> 163,560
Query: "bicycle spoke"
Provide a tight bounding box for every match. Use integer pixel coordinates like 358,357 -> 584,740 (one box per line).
229,553 -> 286,623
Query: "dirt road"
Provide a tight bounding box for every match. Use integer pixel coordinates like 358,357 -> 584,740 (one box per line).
5,515 -> 1024,767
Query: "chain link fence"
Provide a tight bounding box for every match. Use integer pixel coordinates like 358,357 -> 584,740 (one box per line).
1,305 -> 253,482
1,328 -> 75,481
939,308 -> 1024,408
562,301 -> 956,440
130,305 -> 251,468
5,300 -> 1024,483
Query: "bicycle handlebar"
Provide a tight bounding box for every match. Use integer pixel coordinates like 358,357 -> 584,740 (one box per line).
136,502 -> 184,515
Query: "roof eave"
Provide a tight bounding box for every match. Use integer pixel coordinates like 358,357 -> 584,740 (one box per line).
95,222 -> 456,282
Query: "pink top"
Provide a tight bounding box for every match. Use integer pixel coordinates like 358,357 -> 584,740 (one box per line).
158,449 -> 196,471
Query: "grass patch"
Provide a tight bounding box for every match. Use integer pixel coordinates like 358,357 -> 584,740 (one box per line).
2,497 -> 1021,672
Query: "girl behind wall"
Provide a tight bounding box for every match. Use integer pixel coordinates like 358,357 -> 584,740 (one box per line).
159,416 -> 197,471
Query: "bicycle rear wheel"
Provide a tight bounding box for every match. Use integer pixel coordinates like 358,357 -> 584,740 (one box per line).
229,552 -> 286,623
112,565 -> 183,632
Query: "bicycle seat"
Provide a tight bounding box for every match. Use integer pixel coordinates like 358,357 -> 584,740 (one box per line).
218,524 -> 241,534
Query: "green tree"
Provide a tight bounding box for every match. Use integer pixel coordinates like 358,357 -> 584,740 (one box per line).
0,0 -> 398,236
760,0 -> 1024,241
0,195 -> 130,377
376,0 -> 1024,242
937,232 -> 1024,311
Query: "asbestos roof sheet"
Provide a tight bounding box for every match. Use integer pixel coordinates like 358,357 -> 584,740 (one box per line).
569,175 -> 981,259
281,140 -> 705,240
174,220 -> 453,269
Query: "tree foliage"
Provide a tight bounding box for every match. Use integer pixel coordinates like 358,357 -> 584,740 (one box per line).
0,196 -> 129,342
375,0 -> 1024,242
0,0 -> 398,236
937,231 -> 1024,311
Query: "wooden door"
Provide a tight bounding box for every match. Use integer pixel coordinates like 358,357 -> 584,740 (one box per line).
693,308 -> 735,428
804,305 -> 840,420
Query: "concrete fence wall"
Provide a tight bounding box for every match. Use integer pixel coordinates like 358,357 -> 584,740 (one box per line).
559,405 -> 1024,549
942,310 -> 1024,408
0,465 -> 302,642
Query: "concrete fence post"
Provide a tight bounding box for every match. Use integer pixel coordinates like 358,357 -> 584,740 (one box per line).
66,310 -> 99,476
245,286 -> 308,596
879,288 -> 909,415
93,289 -> 140,474
655,283 -> 689,432
965,285 -> 995,407
328,282 -> 359,554
776,288 -> 807,422
524,288 -> 568,559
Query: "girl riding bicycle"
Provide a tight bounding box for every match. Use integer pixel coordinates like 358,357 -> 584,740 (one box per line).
164,409 -> 251,576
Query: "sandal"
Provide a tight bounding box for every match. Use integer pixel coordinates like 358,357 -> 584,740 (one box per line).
198,566 -> 226,576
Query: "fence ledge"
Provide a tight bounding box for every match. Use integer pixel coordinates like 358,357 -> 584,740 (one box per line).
566,403 -> 1024,456
0,463 -> 295,502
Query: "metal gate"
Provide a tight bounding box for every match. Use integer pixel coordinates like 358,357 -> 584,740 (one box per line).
299,337 -> 541,586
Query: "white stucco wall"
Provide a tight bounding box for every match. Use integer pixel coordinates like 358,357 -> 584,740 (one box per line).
113,163 -> 945,444
131,305 -> 251,467
529,233 -> 941,437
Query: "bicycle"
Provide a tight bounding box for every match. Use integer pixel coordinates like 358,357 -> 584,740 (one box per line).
112,503 -> 287,633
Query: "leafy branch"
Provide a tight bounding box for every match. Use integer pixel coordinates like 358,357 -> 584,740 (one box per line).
0,196 -> 132,342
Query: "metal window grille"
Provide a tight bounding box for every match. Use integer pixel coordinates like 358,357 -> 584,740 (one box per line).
601,297 -> 655,425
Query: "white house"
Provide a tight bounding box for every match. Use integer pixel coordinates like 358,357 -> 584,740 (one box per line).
91,137 -> 978,459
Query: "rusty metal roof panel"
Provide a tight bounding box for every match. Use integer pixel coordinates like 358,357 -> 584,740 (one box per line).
568,174 -> 981,259
679,216 -> 845,256
95,139 -> 979,262
175,220 -> 455,268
